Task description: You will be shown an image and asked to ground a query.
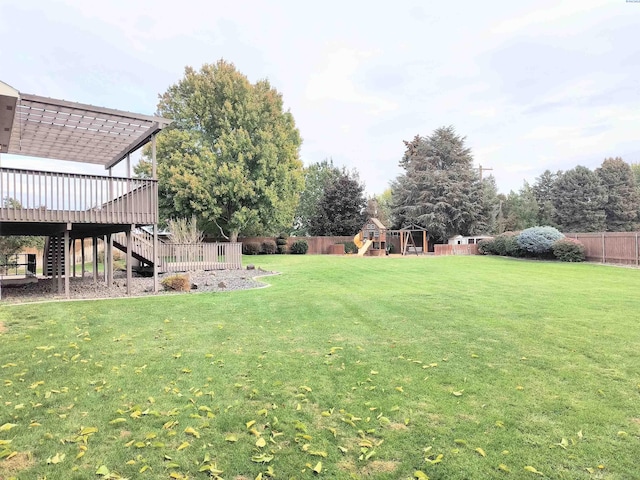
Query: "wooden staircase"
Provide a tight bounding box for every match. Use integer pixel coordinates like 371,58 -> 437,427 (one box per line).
112,229 -> 159,268
43,236 -> 66,276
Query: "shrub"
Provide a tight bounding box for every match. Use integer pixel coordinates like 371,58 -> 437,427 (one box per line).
276,234 -> 288,254
343,241 -> 358,254
243,242 -> 261,255
161,274 -> 190,291
552,238 -> 586,262
477,238 -> 494,255
290,239 -> 309,254
517,226 -> 564,256
261,240 -> 277,254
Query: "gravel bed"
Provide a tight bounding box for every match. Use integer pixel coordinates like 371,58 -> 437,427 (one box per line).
0,268 -> 276,304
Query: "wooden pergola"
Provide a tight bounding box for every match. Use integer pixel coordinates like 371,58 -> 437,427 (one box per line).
0,80 -> 171,298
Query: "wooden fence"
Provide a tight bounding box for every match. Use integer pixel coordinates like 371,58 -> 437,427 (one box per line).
240,236 -> 354,255
434,244 -> 480,256
565,232 -> 640,266
160,242 -> 242,272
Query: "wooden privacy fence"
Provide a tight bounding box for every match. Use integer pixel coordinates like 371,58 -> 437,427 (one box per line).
240,236 -> 354,255
159,242 -> 242,272
565,232 -> 640,266
434,244 -> 480,256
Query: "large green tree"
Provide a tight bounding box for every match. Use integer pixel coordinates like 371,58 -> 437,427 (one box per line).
141,61 -> 303,241
496,183 -> 538,233
293,159 -> 341,235
552,166 -> 606,232
596,157 -> 638,231
532,170 -> 559,227
478,175 -> 500,234
391,126 -> 484,242
308,168 -> 366,236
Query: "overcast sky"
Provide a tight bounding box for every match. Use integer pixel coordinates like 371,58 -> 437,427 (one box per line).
1,0 -> 639,195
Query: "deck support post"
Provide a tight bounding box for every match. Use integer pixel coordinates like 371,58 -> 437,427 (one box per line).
72,238 -> 76,277
57,234 -> 64,294
103,235 -> 108,282
81,238 -> 85,278
152,134 -> 159,294
64,228 -> 70,299
126,226 -> 133,296
93,237 -> 98,285
106,234 -> 113,286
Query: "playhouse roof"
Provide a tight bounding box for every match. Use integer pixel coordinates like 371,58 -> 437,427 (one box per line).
367,217 -> 387,229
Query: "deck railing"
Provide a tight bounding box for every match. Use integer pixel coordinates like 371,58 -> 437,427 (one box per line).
0,167 -> 157,225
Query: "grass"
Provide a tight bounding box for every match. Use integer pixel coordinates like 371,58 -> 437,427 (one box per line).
1,255 -> 639,480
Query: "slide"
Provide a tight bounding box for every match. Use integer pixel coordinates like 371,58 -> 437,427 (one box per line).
357,239 -> 373,256
353,233 -> 364,249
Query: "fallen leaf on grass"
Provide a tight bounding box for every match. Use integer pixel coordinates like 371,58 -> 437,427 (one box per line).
475,447 -> 486,457
524,465 -> 544,476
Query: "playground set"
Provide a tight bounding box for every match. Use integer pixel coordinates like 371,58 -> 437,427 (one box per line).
353,218 -> 431,256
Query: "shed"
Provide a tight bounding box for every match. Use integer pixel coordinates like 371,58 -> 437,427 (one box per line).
448,235 -> 492,245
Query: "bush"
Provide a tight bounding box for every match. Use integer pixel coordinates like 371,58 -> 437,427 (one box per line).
477,238 -> 494,255
343,241 -> 358,254
478,233 -> 524,257
517,226 -> 564,256
290,239 -> 308,254
552,238 -> 586,262
161,274 -> 191,291
276,234 -> 288,254
243,242 -> 261,255
261,240 -> 277,254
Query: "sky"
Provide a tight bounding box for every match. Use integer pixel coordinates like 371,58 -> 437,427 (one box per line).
1,0 -> 639,195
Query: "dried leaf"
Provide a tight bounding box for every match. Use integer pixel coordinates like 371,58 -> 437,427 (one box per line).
414,471 -> 429,480
524,465 -> 544,476
475,447 -> 486,457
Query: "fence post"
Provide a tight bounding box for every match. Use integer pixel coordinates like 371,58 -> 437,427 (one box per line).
636,232 -> 639,267
601,233 -> 605,263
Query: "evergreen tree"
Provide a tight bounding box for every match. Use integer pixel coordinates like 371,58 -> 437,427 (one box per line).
478,175 -> 500,234
532,170 -> 560,226
308,169 -> 366,236
497,183 -> 538,232
391,126 -> 484,242
552,166 -> 606,232
596,157 -> 639,231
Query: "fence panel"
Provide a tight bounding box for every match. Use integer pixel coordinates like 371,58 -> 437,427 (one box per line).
434,244 -> 479,256
161,242 -> 242,272
240,236 -> 354,254
565,232 -> 640,265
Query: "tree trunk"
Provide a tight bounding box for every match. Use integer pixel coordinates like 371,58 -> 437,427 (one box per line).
230,231 -> 239,243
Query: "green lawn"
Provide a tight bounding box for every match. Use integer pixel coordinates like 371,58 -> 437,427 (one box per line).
1,255 -> 639,480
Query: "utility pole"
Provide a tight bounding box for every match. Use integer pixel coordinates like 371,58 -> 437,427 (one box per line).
478,164 -> 493,181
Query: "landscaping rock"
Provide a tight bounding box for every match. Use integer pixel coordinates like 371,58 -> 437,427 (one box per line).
0,269 -> 275,304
